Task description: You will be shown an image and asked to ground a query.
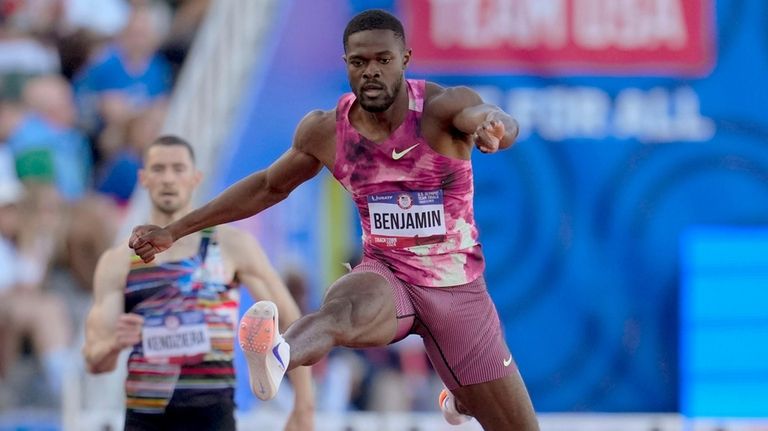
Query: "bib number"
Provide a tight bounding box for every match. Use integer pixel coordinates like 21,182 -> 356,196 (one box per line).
367,190 -> 447,248
142,310 -> 211,359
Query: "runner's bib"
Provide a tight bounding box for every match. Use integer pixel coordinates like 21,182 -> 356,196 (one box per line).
142,311 -> 211,359
367,190 -> 447,248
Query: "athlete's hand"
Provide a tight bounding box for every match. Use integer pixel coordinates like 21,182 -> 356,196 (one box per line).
115,313 -> 144,350
472,119 -> 505,154
129,224 -> 174,263
284,406 -> 314,431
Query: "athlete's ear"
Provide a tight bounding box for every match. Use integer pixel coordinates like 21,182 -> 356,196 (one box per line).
402,48 -> 412,69
193,169 -> 203,186
342,54 -> 347,64
138,168 -> 148,188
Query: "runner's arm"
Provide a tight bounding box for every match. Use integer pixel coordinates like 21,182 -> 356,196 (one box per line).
445,86 -> 519,151
83,248 -> 136,373
162,113 -> 326,242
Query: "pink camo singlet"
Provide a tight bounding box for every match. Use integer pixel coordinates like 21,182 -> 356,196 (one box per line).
332,79 -> 485,287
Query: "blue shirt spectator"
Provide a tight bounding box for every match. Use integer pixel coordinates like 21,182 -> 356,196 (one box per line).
95,148 -> 141,204
74,44 -> 172,111
73,4 -> 173,133
8,113 -> 92,201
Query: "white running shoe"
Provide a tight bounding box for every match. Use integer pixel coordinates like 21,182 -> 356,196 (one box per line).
439,388 -> 472,425
238,301 -> 290,400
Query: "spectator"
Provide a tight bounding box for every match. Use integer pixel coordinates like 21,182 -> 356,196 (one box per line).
6,75 -> 119,292
0,150 -> 74,404
0,0 -> 61,104
7,74 -> 91,202
73,2 -> 172,141
95,100 -> 166,207
159,0 -> 209,77
60,0 -> 130,38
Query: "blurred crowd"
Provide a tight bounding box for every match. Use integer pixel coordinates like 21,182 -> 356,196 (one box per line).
0,0 -> 442,418
0,0 -> 208,410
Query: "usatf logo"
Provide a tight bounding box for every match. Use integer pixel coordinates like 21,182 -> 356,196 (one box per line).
403,0 -> 715,76
164,314 -> 181,331
397,194 -> 413,210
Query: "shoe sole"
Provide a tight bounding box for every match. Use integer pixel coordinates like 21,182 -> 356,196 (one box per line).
238,302 -> 278,400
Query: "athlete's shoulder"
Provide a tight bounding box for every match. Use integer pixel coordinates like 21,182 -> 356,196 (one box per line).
294,109 -> 336,150
424,82 -> 483,121
425,81 -> 447,99
299,109 -> 336,130
216,224 -> 267,248
214,225 -> 269,269
215,224 -> 254,247
102,239 -> 133,263
94,240 -> 133,279
425,82 -> 482,106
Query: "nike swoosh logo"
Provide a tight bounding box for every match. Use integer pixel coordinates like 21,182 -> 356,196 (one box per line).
392,143 -> 420,160
503,355 -> 513,367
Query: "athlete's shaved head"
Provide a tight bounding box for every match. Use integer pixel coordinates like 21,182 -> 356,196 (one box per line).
343,9 -> 405,51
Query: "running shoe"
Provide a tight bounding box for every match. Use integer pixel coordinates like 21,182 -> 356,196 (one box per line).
238,301 -> 290,400
439,387 -> 472,425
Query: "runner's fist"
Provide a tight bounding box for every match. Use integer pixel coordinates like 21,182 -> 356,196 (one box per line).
115,313 -> 144,349
472,119 -> 505,154
129,225 -> 174,263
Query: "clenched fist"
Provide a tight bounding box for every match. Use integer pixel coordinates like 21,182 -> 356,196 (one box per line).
472,119 -> 506,154
129,225 -> 174,263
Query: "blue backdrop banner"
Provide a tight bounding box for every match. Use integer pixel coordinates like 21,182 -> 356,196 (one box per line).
222,0 -> 768,412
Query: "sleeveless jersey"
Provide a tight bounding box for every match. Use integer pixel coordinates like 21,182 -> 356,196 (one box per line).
123,228 -> 239,412
332,79 -> 485,287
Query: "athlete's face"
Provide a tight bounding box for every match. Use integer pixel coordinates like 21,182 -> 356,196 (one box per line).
140,145 -> 201,215
344,29 -> 411,113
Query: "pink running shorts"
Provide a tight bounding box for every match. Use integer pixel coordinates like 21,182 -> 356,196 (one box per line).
352,258 -> 517,390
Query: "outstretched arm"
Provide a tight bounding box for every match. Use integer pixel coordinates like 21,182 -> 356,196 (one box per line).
443,86 -> 520,153
226,228 -> 314,431
130,112 -> 327,262
169,146 -> 322,240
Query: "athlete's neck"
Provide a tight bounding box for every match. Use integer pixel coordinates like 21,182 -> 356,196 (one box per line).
150,206 -> 192,228
357,83 -> 409,134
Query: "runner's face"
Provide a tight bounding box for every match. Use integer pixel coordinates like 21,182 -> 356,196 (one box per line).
140,145 -> 201,215
344,29 -> 410,113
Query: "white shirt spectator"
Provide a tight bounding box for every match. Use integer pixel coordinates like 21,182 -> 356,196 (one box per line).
0,38 -> 60,74
62,0 -> 131,37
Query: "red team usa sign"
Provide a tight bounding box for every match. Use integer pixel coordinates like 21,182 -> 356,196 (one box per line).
402,0 -> 715,76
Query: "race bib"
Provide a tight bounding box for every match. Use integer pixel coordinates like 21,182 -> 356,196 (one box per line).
367,190 -> 447,248
142,311 -> 211,359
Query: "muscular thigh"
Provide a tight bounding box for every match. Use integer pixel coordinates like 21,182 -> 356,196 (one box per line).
322,270 -> 399,348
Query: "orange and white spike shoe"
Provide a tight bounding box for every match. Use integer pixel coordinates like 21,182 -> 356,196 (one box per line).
238,301 -> 290,401
439,388 -> 473,425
